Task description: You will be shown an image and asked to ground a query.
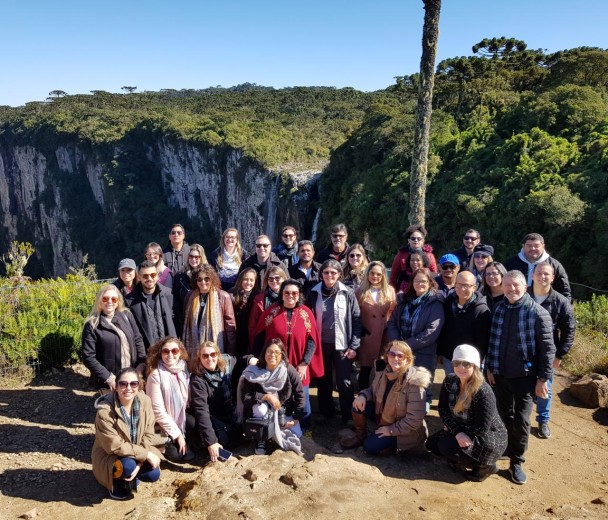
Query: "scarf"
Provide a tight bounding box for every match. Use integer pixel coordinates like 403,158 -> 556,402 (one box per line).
321,282 -> 339,298
486,292 -> 537,375
274,242 -> 299,264
399,291 -> 431,339
157,360 -> 189,434
236,361 -> 288,423
374,366 -> 409,426
101,314 -> 131,370
185,289 -> 225,353
451,292 -> 478,316
264,288 -> 279,310
118,394 -> 140,443
517,248 -> 550,286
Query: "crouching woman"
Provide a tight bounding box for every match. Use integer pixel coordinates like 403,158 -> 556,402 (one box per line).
425,344 -> 507,481
91,367 -> 163,500
341,340 -> 430,454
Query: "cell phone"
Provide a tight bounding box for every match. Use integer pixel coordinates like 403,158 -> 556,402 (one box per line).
218,448 -> 232,461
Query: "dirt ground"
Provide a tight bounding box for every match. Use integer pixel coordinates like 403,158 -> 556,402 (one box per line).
1,365 -> 607,520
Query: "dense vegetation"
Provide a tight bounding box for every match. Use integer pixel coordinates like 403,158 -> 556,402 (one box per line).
319,40 -> 608,293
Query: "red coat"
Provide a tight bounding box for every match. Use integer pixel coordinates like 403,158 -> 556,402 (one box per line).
389,244 -> 437,292
255,303 -> 324,386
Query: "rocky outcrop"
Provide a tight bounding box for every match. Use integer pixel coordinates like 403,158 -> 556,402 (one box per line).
0,135 -> 320,277
570,373 -> 608,408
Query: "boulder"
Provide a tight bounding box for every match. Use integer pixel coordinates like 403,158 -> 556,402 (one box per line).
570,373 -> 608,408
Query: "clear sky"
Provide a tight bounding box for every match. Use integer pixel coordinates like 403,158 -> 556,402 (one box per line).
2,0 -> 607,107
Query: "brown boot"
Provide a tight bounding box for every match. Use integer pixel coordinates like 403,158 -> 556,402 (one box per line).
341,412 -> 367,449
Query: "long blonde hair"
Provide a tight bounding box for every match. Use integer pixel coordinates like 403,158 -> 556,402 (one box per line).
453,366 -> 485,414
216,228 -> 244,268
359,261 -> 396,305
86,284 -> 127,329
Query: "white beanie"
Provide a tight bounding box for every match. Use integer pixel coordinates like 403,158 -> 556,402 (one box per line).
452,344 -> 481,368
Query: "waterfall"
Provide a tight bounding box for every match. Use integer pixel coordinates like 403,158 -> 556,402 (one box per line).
264,174 -> 280,241
310,207 -> 321,243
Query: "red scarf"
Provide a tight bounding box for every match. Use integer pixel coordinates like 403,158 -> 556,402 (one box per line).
255,303 -> 324,385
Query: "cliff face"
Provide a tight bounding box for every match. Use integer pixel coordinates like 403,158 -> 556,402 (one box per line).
0,135 -> 319,277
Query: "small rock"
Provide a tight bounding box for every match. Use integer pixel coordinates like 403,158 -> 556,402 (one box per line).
19,508 -> 38,519
591,497 -> 606,505
242,469 -> 257,482
570,373 -> 608,408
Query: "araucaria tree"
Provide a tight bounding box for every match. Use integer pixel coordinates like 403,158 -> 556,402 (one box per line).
409,0 -> 441,227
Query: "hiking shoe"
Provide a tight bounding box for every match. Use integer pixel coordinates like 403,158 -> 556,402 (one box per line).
109,481 -> 133,500
254,440 -> 267,455
538,422 -> 551,439
509,463 -> 527,485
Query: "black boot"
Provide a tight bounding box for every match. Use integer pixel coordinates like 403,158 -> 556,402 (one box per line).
467,463 -> 499,482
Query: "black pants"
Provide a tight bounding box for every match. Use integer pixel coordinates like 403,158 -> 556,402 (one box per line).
317,342 -> 354,421
426,430 -> 477,467
492,374 -> 535,464
186,412 -> 240,454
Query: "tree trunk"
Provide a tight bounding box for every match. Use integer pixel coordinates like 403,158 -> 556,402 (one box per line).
409,0 -> 441,227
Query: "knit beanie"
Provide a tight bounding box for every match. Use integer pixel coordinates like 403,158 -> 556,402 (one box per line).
452,344 -> 481,368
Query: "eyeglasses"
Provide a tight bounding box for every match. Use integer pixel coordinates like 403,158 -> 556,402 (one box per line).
170,230 -> 183,235
485,271 -> 501,278
349,253 -> 362,258
283,291 -> 299,296
256,243 -> 271,248
268,276 -> 283,282
162,347 -> 180,356
146,252 -> 159,258
201,352 -> 218,359
197,277 -> 211,283
456,283 -> 476,289
331,233 -> 346,239
282,233 -> 295,238
413,279 -> 429,285
409,236 -> 423,242
463,235 -> 478,241
441,264 -> 456,270
453,360 -> 474,369
388,351 -> 406,360
102,296 -> 118,303
118,380 -> 140,389
266,350 -> 282,357
141,272 -> 158,280
323,271 -> 339,276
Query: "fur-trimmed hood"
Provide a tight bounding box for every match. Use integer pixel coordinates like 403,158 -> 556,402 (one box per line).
406,365 -> 432,389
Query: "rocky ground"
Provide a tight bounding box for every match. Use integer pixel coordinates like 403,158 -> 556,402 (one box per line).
1,365 -> 607,520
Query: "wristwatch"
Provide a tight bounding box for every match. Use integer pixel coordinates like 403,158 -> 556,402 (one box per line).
538,378 -> 547,383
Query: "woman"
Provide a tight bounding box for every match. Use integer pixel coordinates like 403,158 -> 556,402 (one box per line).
355,261 -> 396,390
145,337 -> 194,463
183,265 -> 237,355
254,279 -> 324,429
342,243 -> 369,290
230,268 -> 259,357
238,339 -> 305,455
471,244 -> 494,285
247,266 -> 288,352
210,228 -> 247,291
145,242 -> 173,289
189,341 -> 240,462
426,344 -> 508,481
341,341 -> 430,454
82,285 -> 147,392
92,367 -> 162,500
112,258 -> 137,297
307,259 -> 362,422
389,225 -> 438,292
173,244 -> 208,333
399,251 -> 431,295
386,268 -> 445,408
480,261 -> 507,311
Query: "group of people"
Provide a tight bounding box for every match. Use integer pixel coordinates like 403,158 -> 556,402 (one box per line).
84,222 -> 574,498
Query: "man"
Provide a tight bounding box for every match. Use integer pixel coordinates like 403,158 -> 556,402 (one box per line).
452,229 -> 481,271
438,271 -> 491,373
435,253 -> 460,296
529,261 -> 576,440
163,224 -> 191,275
272,225 -> 299,268
124,261 -> 176,351
486,270 -> 555,485
288,240 -> 321,297
239,234 -> 287,290
505,233 -> 571,300
316,223 -> 349,264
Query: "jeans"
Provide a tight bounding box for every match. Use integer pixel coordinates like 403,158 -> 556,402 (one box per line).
113,457 -> 160,483
353,402 -> 397,455
535,375 -> 553,424
492,374 -> 536,464
301,385 -> 312,430
317,342 -> 354,421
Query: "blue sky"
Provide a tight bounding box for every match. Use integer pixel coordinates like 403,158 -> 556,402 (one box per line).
2,0 -> 607,107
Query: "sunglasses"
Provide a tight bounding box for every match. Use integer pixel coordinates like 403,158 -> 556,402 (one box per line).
323,271 -> 339,276
141,273 -> 158,280
162,347 -> 180,356
189,254 -> 201,259
388,351 -> 406,360
256,243 -> 271,248
441,264 -> 456,270
266,350 -> 282,357
170,230 -> 183,235
473,253 -> 488,259
283,291 -> 299,296
349,253 -> 362,258
453,360 -> 474,369
201,352 -> 218,359
282,234 -> 295,238
463,236 -> 478,241
225,235 -> 238,240
268,276 -> 283,282
102,296 -> 118,303
197,277 -> 211,283
331,234 -> 346,239
118,380 -> 140,389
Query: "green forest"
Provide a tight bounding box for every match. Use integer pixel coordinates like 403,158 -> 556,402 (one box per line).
1,38 -> 607,292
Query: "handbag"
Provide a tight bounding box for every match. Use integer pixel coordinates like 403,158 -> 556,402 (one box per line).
243,411 -> 274,441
